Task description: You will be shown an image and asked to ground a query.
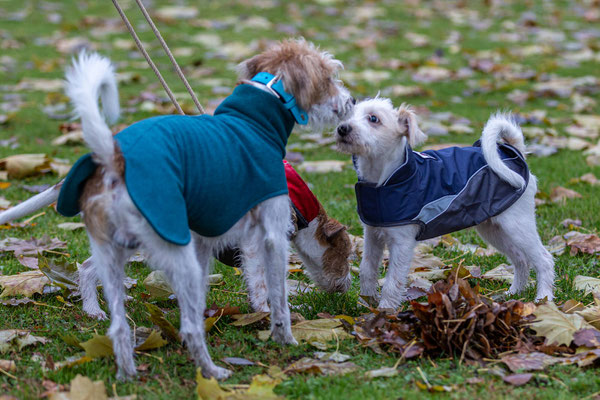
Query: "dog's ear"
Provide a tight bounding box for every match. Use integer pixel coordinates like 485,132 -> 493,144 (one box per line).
321,218 -> 347,240
236,55 -> 261,81
397,103 -> 427,147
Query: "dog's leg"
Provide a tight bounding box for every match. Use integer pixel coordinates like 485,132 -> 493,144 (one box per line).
476,181 -> 554,301
379,225 -> 419,309
239,242 -> 270,312
79,257 -> 107,320
258,196 -> 297,345
151,239 -> 232,380
89,238 -> 135,380
359,225 -> 385,302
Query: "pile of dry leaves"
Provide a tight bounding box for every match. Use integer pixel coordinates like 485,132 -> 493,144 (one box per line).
354,271 -> 600,377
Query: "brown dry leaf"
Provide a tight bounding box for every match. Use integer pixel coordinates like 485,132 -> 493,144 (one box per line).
502,373 -> 533,386
567,235 -> 600,256
0,154 -> 51,179
51,130 -> 84,146
0,359 -> 16,372
561,299 -> 585,314
284,357 -> 358,376
143,270 -> 174,299
550,186 -> 582,203
0,235 -> 67,256
501,352 -> 564,372
48,375 -> 108,400
0,329 -> 48,353
573,328 -> 600,348
0,270 -> 50,298
531,302 -> 593,346
230,312 -> 270,327
258,319 -> 352,342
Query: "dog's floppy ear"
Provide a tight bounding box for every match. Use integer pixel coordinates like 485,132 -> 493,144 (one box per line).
236,55 -> 261,81
321,218 -> 347,240
397,103 -> 427,147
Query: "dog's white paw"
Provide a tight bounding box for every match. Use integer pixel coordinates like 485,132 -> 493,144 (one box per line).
116,363 -> 137,381
271,323 -> 297,346
83,305 -> 107,320
202,365 -> 233,380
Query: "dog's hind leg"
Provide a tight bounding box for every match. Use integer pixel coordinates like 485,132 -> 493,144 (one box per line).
89,238 -> 136,380
239,241 -> 270,312
257,196 -> 297,345
476,181 -> 554,301
148,237 -> 232,380
79,257 -> 107,320
359,225 -> 386,303
379,225 -> 419,309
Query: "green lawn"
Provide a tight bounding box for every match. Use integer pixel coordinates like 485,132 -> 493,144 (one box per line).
1,0 -> 599,398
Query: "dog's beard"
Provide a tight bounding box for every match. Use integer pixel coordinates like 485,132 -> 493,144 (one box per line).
306,88 -> 353,133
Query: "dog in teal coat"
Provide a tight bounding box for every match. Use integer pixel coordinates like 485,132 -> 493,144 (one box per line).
60,40 -> 353,380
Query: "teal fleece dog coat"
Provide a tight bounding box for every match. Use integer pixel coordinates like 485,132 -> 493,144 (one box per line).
57,84 -> 296,245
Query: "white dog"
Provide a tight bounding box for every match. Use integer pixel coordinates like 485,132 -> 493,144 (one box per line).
335,98 -> 554,309
56,39 -> 353,380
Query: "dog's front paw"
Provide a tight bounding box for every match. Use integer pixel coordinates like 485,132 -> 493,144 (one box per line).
378,297 -> 404,311
271,323 -> 297,346
82,303 -> 107,320
202,365 -> 233,380
116,364 -> 137,381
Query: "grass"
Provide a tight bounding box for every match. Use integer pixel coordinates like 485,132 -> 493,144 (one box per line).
1,0 -> 599,398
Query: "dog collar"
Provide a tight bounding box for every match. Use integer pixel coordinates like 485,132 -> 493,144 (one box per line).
251,72 -> 309,125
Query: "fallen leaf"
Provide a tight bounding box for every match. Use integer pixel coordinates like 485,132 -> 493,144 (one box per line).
567,235 -> 600,256
284,357 -> 358,376
56,222 -> 85,231
501,352 -> 563,372
0,359 -> 16,372
196,368 -> 282,400
297,160 -> 347,173
574,275 -> 600,296
0,270 -> 50,297
531,302 -> 593,346
79,334 -> 113,358
134,328 -> 168,351
145,303 -> 180,342
143,270 -> 174,299
481,264 -> 514,283
48,375 -> 107,400
503,373 -> 533,386
573,328 -> 600,348
576,306 -> 600,330
259,319 -> 351,342
364,366 -> 399,378
0,235 -> 67,257
230,312 -> 270,327
0,329 -> 48,353
38,257 -> 79,292
222,357 -> 255,366
550,186 -> 582,203
0,154 -> 51,179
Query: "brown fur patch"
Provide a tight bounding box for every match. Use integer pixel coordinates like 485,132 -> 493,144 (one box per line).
237,39 -> 341,111
314,206 -> 351,285
80,143 -> 125,243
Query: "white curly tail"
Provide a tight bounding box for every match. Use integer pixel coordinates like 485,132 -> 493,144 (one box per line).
481,113 -> 526,189
65,51 -> 119,166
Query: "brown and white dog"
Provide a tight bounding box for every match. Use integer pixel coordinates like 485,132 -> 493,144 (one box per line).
51,39 -> 353,380
0,164 -> 352,314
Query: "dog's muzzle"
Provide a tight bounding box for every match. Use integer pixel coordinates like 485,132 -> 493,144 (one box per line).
337,123 -> 352,137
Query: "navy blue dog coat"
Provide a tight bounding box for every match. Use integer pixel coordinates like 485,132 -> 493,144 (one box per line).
354,141 -> 529,241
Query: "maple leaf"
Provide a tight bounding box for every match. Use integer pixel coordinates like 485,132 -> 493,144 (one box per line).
0,270 -> 50,297
530,302 -> 593,346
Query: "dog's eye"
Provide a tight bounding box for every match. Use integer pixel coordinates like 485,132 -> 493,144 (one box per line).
368,115 -> 380,124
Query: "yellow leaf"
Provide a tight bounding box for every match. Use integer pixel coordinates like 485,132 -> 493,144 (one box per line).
196,368 -> 230,400
531,302 -> 594,346
80,334 -> 113,358
145,303 -> 180,342
0,154 -> 51,179
135,329 -> 167,352
49,374 -> 108,400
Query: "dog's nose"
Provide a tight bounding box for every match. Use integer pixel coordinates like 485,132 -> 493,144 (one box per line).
351,97 -> 356,105
337,124 -> 352,137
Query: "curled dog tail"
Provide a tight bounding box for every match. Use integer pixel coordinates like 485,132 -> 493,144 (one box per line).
65,51 -> 119,166
0,182 -> 61,225
481,113 -> 526,189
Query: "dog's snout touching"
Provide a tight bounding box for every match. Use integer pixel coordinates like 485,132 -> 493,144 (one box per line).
337,124 -> 352,137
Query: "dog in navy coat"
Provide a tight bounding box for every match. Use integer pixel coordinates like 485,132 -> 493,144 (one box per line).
335,98 -> 555,309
